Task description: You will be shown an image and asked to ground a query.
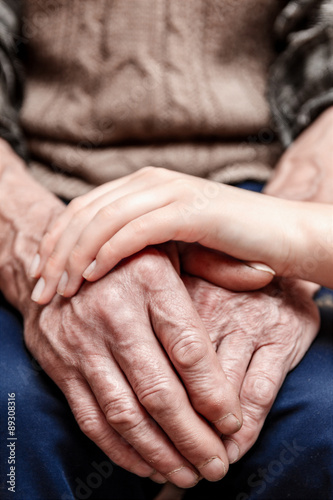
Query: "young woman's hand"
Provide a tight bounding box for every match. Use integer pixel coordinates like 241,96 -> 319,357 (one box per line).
29,166 -> 308,305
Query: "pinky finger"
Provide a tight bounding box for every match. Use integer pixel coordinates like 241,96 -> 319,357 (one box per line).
61,376 -> 155,478
82,203 -> 193,281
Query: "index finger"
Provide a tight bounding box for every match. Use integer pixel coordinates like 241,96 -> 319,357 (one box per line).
30,169 -> 154,279
219,346 -> 288,463
147,252 -> 243,435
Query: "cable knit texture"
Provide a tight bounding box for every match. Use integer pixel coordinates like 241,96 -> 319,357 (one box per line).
20,0 -> 283,198
269,0 -> 333,146
0,0 -> 26,159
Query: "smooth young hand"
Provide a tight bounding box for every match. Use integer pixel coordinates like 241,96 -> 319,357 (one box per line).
30,167 -> 332,304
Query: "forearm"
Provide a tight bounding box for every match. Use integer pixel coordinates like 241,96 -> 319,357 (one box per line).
208,187 -> 333,288
0,139 -> 64,314
242,197 -> 333,288
254,194 -> 333,288
266,1 -> 333,290
292,203 -> 332,287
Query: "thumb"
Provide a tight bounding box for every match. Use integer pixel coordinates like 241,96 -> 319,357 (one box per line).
180,245 -> 275,292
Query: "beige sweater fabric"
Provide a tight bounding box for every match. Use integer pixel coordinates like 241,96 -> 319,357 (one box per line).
20,0 -> 283,199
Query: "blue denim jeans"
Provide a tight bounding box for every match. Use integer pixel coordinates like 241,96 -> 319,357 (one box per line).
1,290 -> 332,500
1,183 -> 332,500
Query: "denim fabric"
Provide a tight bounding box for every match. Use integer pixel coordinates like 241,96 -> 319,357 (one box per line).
186,287 -> 333,500
0,289 -> 332,500
0,181 -> 332,500
0,297 -> 151,500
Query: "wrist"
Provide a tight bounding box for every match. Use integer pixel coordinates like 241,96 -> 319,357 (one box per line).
293,203 -> 333,288
0,142 -> 65,316
270,200 -> 331,291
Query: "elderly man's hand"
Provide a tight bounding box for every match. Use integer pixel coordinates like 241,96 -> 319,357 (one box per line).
183,275 -> 320,464
265,106 -> 333,204
23,247 -> 245,488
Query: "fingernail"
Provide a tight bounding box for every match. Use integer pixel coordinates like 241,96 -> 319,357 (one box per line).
29,254 -> 40,277
246,262 -> 276,275
149,471 -> 167,484
83,259 -> 96,279
224,439 -> 240,464
198,457 -> 226,482
214,413 -> 241,434
166,466 -> 199,488
31,277 -> 45,302
57,271 -> 68,295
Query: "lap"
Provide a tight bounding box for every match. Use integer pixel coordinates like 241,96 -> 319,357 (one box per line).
0,288 -> 332,500
186,288 -> 333,500
0,295 -> 152,500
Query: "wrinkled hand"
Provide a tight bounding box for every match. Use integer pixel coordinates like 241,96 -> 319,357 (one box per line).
265,106 -> 333,203
184,275 -> 320,463
24,248 -> 244,488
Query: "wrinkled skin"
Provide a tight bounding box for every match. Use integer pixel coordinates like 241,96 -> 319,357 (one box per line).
153,275 -> 319,499
24,246 -> 319,490
265,107 -> 333,204
184,275 -> 319,461
3,106 -> 331,493
24,248 -> 245,488
154,105 -> 333,497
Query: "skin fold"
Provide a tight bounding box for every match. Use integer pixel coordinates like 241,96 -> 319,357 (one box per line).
0,107 -> 331,489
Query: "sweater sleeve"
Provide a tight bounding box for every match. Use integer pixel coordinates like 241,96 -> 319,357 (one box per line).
0,0 -> 27,159
269,0 -> 333,147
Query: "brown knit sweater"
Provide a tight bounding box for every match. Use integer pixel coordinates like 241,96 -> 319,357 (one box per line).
20,0 -> 283,199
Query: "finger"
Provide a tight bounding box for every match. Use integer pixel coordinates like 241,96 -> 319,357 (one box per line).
215,330 -> 254,394
138,253 -> 244,438
31,176 -> 173,304
56,373 -> 155,478
30,174 -> 138,279
221,347 -> 288,464
60,190 -> 177,297
181,245 -> 274,291
83,202 -> 202,282
106,305 -> 229,483
81,351 -> 203,488
34,166 -> 176,277
83,208 -> 276,288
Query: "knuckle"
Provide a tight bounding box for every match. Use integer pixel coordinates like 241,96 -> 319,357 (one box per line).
130,248 -> 168,279
98,204 -> 119,221
169,177 -> 187,190
138,381 -> 176,416
144,445 -> 169,466
154,166 -> 170,177
140,165 -> 156,175
68,245 -> 86,271
98,240 -> 113,263
105,446 -> 136,472
67,197 -> 85,214
233,419 -> 258,451
76,410 -> 103,438
171,334 -> 208,370
69,207 -> 92,230
128,217 -> 147,237
243,372 -> 277,410
141,166 -> 173,181
44,252 -> 63,278
104,398 -> 139,430
40,232 -> 57,256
